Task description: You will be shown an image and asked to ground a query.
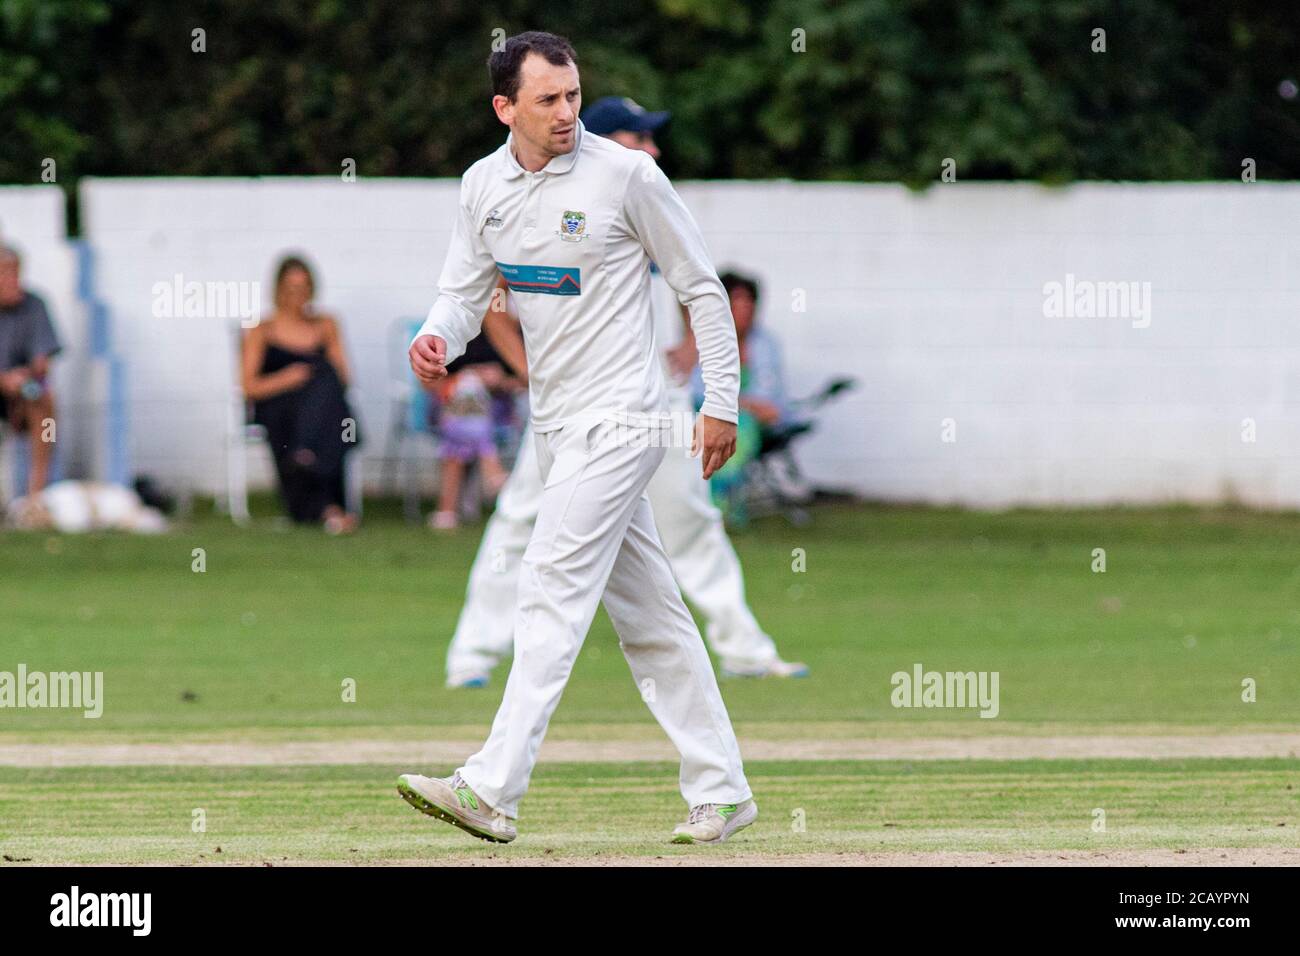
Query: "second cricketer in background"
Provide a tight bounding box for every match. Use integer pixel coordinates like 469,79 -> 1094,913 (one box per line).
443,95 -> 809,688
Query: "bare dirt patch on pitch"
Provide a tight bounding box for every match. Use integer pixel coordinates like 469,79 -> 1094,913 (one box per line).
4,733 -> 1298,767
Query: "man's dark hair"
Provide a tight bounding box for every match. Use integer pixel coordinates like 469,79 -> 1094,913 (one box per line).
719,271 -> 760,303
489,31 -> 577,102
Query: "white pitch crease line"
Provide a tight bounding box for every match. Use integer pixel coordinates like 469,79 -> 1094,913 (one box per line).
2,734 -> 1298,767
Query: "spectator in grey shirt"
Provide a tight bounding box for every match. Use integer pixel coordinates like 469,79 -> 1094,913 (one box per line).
0,244 -> 62,496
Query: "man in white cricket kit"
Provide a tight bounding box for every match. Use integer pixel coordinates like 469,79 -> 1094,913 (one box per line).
397,31 -> 757,845
442,96 -> 808,688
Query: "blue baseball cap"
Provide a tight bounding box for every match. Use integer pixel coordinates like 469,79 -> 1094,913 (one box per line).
580,96 -> 670,136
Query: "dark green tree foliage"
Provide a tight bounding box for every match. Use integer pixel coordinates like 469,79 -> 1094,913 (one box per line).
1,0 -> 1296,191
0,0 -> 110,183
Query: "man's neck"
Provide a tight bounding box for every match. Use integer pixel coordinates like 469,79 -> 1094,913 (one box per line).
510,135 -> 553,174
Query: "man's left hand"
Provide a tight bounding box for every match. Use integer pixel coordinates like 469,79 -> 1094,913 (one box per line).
693,414 -> 737,480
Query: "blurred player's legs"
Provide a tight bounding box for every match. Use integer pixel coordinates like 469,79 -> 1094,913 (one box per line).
445,418 -> 805,684
647,438 -> 785,675
454,419 -> 751,818
444,423 -> 542,686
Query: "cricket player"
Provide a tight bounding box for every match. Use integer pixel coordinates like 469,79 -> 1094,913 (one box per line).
398,32 -> 756,845
443,96 -> 809,688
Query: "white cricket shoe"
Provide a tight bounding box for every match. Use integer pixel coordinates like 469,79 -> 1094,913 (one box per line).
397,772 -> 516,843
721,658 -> 810,679
671,799 -> 758,844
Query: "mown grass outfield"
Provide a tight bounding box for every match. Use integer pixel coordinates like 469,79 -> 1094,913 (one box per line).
1,501 -> 1298,865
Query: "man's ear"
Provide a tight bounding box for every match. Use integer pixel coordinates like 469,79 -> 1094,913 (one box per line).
492,94 -> 513,126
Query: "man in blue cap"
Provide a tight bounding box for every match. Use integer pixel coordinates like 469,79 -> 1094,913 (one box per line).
581,96 -> 671,159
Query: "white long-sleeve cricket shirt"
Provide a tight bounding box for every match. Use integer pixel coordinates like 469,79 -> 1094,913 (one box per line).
415,118 -> 739,433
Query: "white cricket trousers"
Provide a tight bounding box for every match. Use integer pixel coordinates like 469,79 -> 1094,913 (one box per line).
447,420 -> 778,675
456,418 -> 752,818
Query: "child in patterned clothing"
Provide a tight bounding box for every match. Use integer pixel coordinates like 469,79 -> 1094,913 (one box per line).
430,359 -> 510,530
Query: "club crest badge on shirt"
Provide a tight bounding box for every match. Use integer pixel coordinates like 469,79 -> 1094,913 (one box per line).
558,210 -> 588,241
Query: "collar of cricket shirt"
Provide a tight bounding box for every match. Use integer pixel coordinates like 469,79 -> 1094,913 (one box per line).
501,118 -> 585,180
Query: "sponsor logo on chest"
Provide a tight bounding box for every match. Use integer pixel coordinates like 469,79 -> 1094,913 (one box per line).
496,261 -> 581,296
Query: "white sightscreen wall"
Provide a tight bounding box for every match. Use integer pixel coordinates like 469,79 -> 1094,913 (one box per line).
0,186 -> 91,480
79,178 -> 1300,507
679,181 -> 1300,507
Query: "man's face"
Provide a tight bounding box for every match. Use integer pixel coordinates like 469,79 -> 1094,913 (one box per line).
0,260 -> 20,305
496,53 -> 581,159
608,129 -> 660,159
729,287 -> 756,338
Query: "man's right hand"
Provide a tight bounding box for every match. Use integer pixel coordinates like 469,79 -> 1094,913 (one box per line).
409,334 -> 448,385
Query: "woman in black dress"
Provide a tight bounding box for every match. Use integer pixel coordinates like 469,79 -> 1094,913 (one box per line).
241,256 -> 359,532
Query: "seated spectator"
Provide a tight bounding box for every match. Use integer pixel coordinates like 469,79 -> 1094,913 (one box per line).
692,270 -> 790,427
241,255 -> 359,533
0,243 -> 61,497
689,270 -> 792,512
724,270 -> 791,429
428,332 -> 517,531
